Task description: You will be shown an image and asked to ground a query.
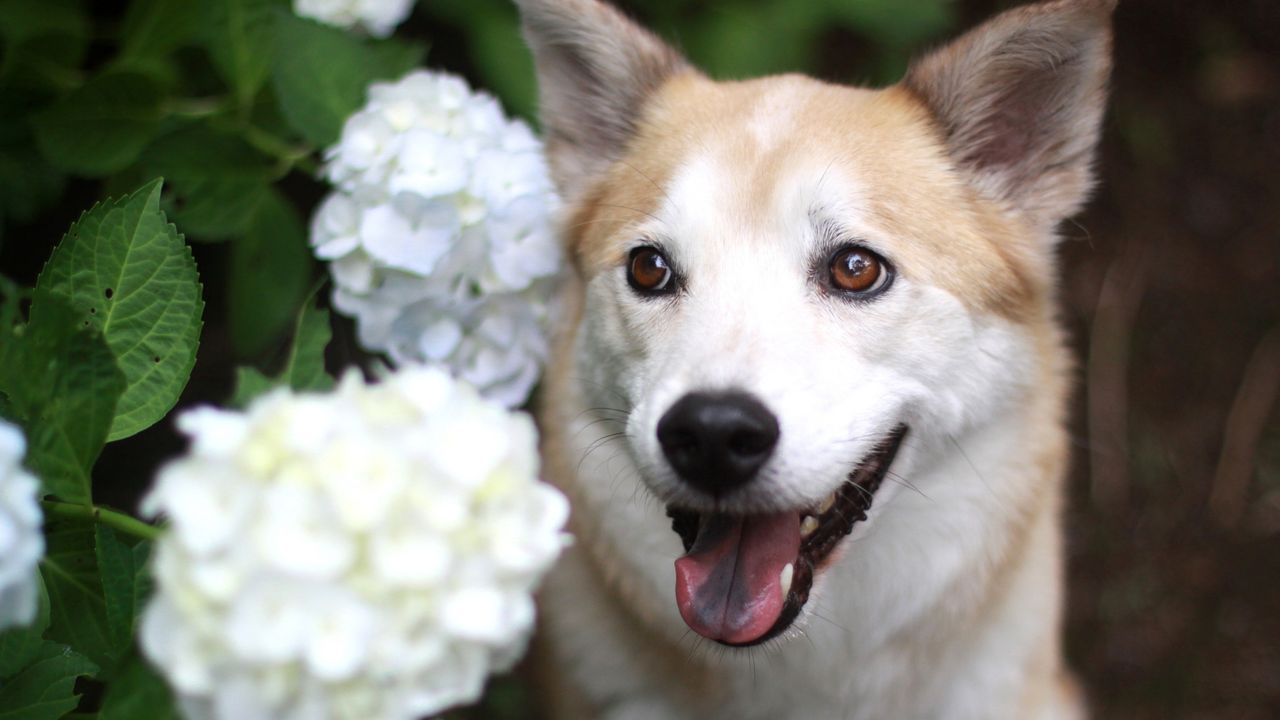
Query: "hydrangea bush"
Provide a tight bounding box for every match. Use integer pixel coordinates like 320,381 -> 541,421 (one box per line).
0,1 -> 571,718
294,0 -> 417,37
142,369 -> 568,719
0,420 -> 43,630
314,70 -> 562,407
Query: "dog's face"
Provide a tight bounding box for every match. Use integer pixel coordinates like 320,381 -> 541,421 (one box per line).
578,76 -> 1038,514
520,0 -> 1111,647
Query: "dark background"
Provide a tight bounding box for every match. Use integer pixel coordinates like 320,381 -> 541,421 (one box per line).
2,1 -> 1276,718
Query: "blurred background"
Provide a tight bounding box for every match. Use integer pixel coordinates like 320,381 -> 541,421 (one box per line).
3,0 -> 1276,718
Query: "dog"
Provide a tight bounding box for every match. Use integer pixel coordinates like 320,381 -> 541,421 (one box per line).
516,0 -> 1113,717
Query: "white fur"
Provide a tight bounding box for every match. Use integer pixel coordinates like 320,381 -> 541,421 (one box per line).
542,143 -> 1060,719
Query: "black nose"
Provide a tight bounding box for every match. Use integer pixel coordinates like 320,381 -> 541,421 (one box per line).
656,392 -> 780,496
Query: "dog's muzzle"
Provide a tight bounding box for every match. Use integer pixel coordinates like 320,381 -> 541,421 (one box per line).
665,425 -> 909,647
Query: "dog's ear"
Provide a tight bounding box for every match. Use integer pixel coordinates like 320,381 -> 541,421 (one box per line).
515,0 -> 693,200
903,0 -> 1115,227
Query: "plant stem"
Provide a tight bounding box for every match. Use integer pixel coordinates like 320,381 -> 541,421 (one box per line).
41,500 -> 162,542
187,106 -> 321,177
167,96 -> 229,119
240,123 -> 320,177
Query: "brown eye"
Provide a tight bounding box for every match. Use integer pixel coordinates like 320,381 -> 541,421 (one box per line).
628,247 -> 675,294
828,246 -> 889,295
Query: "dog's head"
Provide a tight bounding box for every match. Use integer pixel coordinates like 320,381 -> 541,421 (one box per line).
519,0 -> 1113,646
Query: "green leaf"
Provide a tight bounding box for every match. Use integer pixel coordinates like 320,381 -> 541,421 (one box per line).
0,0 -> 89,93
119,0 -> 202,62
95,526 -> 146,652
0,642 -> 97,720
0,300 -> 125,504
0,575 -> 50,679
229,190 -> 310,355
823,0 -> 954,47
33,178 -> 205,442
280,293 -> 334,393
271,11 -> 425,146
466,10 -> 535,122
689,3 -> 818,78
99,652 -> 178,720
131,540 -> 154,626
31,71 -> 163,177
203,0 -> 278,109
366,36 -> 427,85
230,367 -> 274,409
40,518 -> 114,668
136,123 -> 275,240
230,291 -> 334,406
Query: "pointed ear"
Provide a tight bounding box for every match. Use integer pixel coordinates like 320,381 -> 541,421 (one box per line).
903,0 -> 1115,227
515,0 -> 693,200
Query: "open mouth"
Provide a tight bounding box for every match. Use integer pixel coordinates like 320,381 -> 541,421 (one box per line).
666,425 -> 908,647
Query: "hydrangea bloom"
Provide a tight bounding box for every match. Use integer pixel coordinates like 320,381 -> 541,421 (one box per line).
139,368 -> 570,720
293,0 -> 415,38
0,419 -> 44,630
312,70 -> 563,408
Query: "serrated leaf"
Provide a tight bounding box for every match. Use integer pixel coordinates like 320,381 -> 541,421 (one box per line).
283,294 -> 334,393
0,642 -> 97,720
204,0 -> 278,108
99,652 -> 178,720
229,190 -> 310,355
230,291 -> 333,406
136,123 -> 274,240
95,526 -> 142,651
31,71 -> 163,176
0,575 -> 50,679
1,300 -> 125,504
34,178 -> 204,441
271,11 -> 425,146
40,518 -> 114,668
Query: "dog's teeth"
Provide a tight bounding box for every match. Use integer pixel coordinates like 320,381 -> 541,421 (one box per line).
800,516 -> 819,537
818,492 -> 837,515
780,563 -> 794,597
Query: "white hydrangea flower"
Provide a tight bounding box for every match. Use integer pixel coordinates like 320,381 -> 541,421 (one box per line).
0,419 -> 44,630
140,368 -> 571,720
312,70 -> 563,408
293,0 -> 415,38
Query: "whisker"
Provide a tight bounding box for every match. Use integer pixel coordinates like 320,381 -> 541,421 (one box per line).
882,470 -> 930,500
575,416 -> 626,436
578,431 -> 628,474
948,434 -> 995,497
617,159 -> 674,207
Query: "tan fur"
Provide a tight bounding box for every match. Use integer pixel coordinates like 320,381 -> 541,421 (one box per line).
571,74 -> 1045,320
903,0 -> 1115,225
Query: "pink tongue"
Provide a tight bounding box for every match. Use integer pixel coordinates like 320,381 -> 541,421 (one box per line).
674,512 -> 801,644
